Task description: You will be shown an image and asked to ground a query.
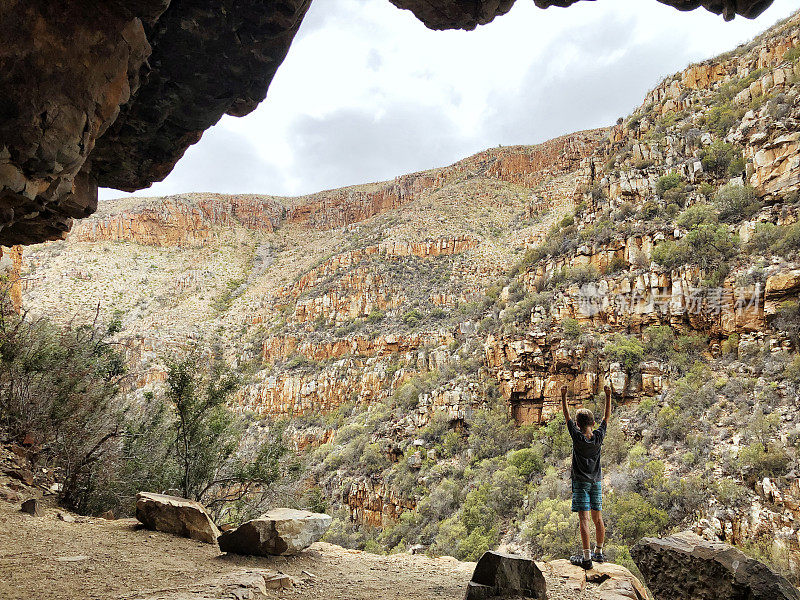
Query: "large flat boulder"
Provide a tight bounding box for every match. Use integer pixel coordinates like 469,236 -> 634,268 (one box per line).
218,508 -> 332,556
135,492 -> 220,544
464,551 -> 546,600
632,531 -> 800,600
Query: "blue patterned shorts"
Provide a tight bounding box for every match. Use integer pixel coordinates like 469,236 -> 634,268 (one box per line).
571,480 -> 602,512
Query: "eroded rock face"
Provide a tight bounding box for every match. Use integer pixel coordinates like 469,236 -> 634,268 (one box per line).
218,508 -> 332,556
135,492 -> 220,544
632,531 -> 800,600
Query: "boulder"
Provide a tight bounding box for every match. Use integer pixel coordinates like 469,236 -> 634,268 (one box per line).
20,498 -> 43,517
632,531 -> 800,600
587,562 -> 648,600
218,508 -> 332,556
135,492 -> 220,544
464,551 -> 546,600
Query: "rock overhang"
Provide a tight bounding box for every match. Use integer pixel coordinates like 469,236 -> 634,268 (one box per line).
0,0 -> 776,246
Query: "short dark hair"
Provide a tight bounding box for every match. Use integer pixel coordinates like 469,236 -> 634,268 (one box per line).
576,408 -> 595,431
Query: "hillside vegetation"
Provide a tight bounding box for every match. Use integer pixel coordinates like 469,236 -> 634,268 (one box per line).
7,8 -> 800,586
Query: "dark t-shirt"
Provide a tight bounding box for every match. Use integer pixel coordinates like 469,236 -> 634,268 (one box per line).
567,419 -> 607,483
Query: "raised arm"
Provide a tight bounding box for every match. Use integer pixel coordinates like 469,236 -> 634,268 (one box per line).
561,386 -> 571,422
603,385 -> 612,423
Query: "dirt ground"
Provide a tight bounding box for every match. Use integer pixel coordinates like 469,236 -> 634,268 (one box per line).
0,498 -> 619,600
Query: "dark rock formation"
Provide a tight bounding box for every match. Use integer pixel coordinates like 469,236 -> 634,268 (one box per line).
20,498 -> 43,517
464,551 -> 547,600
532,1 -> 772,21
0,0 -> 776,246
632,531 -> 800,600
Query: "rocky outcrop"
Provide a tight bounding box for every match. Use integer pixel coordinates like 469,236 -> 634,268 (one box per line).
71,194 -> 283,246
263,331 -> 453,363
632,531 -> 800,600
341,477 -> 417,528
135,492 -> 220,544
464,551 -> 546,600
541,560 -> 648,600
0,0 -> 307,246
0,1 -> 158,245
218,508 -> 332,556
694,476 -> 800,582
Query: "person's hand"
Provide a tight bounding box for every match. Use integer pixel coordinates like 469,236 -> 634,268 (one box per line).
604,385 -> 611,398
561,385 -> 568,399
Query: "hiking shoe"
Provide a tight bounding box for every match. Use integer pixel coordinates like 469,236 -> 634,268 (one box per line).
591,551 -> 605,563
569,554 -> 592,570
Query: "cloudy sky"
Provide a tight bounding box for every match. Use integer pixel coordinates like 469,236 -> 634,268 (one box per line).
100,0 -> 800,201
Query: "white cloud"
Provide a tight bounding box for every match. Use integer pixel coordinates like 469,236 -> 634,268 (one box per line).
100,0 -> 800,201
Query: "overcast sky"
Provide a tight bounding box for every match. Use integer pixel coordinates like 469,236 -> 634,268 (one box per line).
99,0 -> 800,201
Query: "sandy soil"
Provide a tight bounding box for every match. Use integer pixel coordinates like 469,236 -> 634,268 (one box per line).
0,498 -> 611,600
0,498 -> 466,600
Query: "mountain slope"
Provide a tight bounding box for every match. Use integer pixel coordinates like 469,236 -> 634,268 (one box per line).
14,9 -> 800,583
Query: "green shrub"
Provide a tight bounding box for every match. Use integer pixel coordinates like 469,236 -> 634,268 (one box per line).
367,309 -> 385,323
656,405 -> 687,441
714,479 -> 750,507
643,325 -> 676,360
562,318 -> 582,340
699,141 -> 742,177
748,222 -> 777,253
402,309 -> 424,327
728,154 -> 746,177
0,311 -> 125,513
606,491 -> 669,544
563,265 -> 600,286
607,256 -> 628,273
637,200 -> 662,220
651,239 -> 686,269
783,46 -> 800,63
676,204 -> 718,230
655,173 -> 684,196
771,223 -> 800,255
507,447 -> 545,479
521,498 -> 577,559
713,183 -> 760,223
772,301 -> 800,346
738,443 -> 790,479
705,104 -> 742,138
653,222 -> 737,271
604,334 -> 645,374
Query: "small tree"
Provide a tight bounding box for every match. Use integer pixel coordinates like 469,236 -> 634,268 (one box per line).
713,183 -> 760,223
165,354 -> 240,500
0,303 -> 126,513
164,354 -> 289,516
